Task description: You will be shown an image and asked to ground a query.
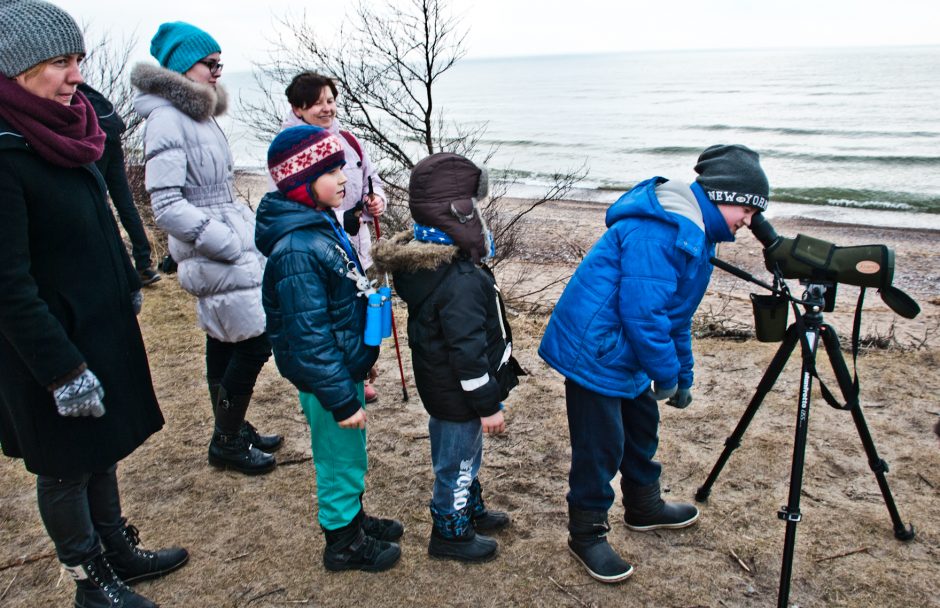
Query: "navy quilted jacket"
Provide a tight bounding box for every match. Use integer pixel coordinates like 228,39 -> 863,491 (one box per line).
255,192 -> 378,422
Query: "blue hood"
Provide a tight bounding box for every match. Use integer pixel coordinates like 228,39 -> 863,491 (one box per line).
605,177 -> 675,228
255,192 -> 331,257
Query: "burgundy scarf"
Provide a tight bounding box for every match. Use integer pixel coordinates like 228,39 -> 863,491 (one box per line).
0,77 -> 104,168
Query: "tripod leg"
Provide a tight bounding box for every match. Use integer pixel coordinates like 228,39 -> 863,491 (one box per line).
695,324 -> 800,502
819,325 -> 915,541
777,325 -> 822,608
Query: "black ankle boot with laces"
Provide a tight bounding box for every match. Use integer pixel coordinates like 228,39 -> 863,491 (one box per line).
65,553 -> 157,608
101,519 -> 189,584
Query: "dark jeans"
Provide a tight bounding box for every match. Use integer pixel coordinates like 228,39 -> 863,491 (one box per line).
36,465 -> 123,566
96,140 -> 153,271
428,416 -> 483,515
566,379 -> 661,512
205,333 -> 272,396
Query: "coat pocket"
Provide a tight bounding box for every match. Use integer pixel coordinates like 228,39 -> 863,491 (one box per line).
595,327 -> 624,363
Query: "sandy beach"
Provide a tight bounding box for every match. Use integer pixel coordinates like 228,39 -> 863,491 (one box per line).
1,190 -> 938,607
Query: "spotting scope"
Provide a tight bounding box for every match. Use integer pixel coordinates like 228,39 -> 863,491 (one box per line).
748,214 -> 919,319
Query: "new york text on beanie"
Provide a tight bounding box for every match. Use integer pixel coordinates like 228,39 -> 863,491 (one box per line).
694,144 -> 770,211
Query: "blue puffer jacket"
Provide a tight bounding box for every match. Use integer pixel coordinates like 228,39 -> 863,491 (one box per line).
255,192 -> 378,422
539,177 -> 733,399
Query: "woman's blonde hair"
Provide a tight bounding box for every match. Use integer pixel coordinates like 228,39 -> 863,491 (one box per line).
18,60 -> 49,80
17,54 -> 83,80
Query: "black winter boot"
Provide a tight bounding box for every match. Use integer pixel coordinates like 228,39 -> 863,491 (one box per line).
621,479 -> 699,531
208,388 -> 276,475
101,519 -> 189,584
66,553 -> 157,608
355,503 -> 404,542
241,420 -> 283,453
567,506 -> 634,583
468,478 -> 510,533
209,382 -> 283,454
428,503 -> 497,563
322,519 -> 401,572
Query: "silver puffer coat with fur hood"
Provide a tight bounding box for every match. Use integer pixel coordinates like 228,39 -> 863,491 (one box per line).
132,64 -> 265,342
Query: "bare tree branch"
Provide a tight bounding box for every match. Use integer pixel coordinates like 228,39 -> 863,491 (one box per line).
239,0 -> 584,265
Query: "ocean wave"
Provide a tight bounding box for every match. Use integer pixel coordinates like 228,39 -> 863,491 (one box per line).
772,187 -> 940,213
616,144 -> 940,166
692,123 -> 940,139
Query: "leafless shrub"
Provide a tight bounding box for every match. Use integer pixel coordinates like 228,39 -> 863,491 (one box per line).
692,294 -> 754,341
848,317 -> 940,353
241,0 -> 584,263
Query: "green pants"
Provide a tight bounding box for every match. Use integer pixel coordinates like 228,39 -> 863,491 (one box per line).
299,384 -> 367,531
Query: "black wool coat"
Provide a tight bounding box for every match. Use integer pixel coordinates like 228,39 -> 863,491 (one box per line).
373,232 -> 521,422
0,118 -> 163,478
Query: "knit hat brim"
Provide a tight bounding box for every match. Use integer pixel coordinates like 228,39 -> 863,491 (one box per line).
268,126 -> 346,204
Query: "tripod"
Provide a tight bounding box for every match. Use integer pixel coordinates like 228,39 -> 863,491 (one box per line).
695,282 -> 915,608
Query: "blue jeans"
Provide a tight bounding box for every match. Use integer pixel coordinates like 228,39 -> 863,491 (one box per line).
565,379 -> 661,512
36,464 -> 123,566
428,416 -> 483,515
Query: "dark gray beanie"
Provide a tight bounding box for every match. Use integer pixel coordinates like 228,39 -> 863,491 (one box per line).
694,144 -> 770,211
0,0 -> 84,77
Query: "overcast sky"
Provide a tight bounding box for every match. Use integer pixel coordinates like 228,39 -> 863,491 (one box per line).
55,0 -> 940,73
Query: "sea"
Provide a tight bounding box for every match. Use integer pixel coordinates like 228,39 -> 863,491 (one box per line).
220,46 -> 940,229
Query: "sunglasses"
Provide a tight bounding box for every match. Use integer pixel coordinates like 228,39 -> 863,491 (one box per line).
197,59 -> 223,74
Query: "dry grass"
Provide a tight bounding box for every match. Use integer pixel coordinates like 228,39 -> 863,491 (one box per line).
2,203 -> 939,607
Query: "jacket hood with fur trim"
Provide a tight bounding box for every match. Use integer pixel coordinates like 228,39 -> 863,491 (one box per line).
371,230 -> 459,275
371,230 -> 462,310
131,63 -> 228,121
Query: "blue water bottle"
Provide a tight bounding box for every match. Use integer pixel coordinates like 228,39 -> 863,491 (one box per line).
379,286 -> 392,338
364,292 -> 383,346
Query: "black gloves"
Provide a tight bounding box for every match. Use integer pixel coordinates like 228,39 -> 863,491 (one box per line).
343,201 -> 365,236
666,388 -> 693,409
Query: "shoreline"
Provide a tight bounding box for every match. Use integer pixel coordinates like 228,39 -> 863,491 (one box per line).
497,195 -> 940,233
236,171 -> 940,231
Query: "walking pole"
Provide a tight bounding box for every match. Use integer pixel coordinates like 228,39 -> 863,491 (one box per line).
369,177 -> 409,401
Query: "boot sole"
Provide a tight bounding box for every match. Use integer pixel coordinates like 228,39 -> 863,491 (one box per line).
324,549 -> 401,573
118,553 -> 190,584
254,441 -> 284,453
625,510 -> 700,532
428,546 -> 498,563
568,546 -> 635,583
207,457 -> 277,475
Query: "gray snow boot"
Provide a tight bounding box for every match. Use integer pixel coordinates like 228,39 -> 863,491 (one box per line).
567,506 -> 634,583
621,479 -> 699,531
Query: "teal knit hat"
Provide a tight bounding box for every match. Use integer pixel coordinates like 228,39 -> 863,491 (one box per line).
150,21 -> 220,74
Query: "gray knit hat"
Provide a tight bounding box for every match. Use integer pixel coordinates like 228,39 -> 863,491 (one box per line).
694,144 -> 770,211
0,0 -> 85,77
